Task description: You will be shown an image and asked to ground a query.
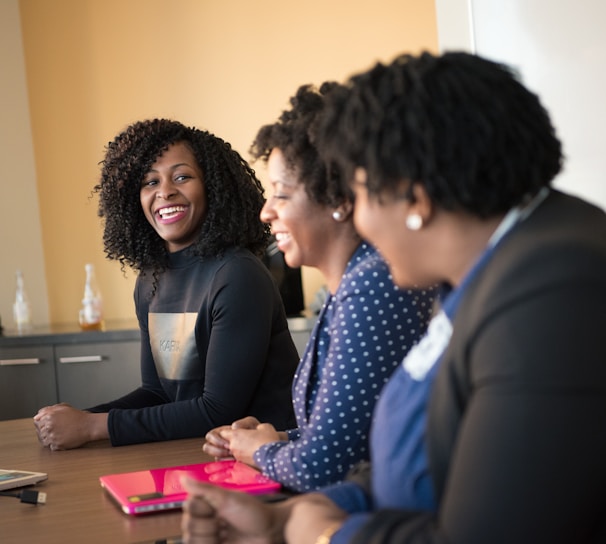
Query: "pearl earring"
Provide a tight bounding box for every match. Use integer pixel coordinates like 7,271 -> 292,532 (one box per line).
332,210 -> 343,221
406,214 -> 423,231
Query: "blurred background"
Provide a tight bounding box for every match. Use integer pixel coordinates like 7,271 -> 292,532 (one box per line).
0,0 -> 437,328
3,0 -> 604,330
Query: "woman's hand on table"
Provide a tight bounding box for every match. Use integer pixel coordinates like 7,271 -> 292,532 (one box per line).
285,493 -> 347,544
203,416 -> 261,459
33,403 -> 108,450
220,422 -> 283,467
181,477 -> 346,544
181,475 -> 288,544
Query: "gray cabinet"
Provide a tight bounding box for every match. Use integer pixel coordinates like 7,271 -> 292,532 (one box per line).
0,321 -> 140,421
0,317 -> 313,421
0,345 -> 57,420
54,340 -> 140,409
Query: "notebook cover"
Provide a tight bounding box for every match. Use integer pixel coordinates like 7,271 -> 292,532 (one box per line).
99,460 -> 281,515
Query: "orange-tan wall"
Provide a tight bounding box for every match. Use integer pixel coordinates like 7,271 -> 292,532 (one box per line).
0,0 -> 49,328
18,0 -> 438,325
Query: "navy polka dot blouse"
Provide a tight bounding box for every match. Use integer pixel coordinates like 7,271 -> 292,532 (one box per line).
253,242 -> 435,492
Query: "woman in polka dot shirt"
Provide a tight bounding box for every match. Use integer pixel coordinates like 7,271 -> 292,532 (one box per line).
202,82 -> 435,493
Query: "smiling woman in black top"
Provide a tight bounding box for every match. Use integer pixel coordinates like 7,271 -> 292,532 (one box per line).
34,119 -> 299,449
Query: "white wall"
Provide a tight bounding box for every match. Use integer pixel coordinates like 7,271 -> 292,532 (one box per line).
435,0 -> 606,211
0,0 -> 49,330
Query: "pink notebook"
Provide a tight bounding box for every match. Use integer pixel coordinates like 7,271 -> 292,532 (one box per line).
100,460 -> 281,515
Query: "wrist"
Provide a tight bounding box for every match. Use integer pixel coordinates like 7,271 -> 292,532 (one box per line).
89,412 -> 109,441
315,522 -> 343,544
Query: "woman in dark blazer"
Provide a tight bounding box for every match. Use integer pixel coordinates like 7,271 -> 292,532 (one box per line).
180,51 -> 606,544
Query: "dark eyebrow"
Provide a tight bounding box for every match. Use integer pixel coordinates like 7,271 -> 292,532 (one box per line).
271,178 -> 297,189
144,162 -> 192,175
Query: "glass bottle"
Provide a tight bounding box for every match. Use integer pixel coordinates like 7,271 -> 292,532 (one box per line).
79,263 -> 104,331
13,269 -> 32,334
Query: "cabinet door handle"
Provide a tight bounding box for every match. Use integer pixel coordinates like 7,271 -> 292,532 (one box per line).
0,358 -> 42,366
58,355 -> 104,364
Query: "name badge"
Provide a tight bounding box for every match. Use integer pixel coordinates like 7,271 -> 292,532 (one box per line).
403,310 -> 452,381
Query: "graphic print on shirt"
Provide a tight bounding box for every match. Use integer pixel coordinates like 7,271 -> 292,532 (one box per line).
149,312 -> 199,379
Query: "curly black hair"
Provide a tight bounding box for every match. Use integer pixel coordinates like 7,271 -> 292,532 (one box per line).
95,119 -> 269,277
249,82 -> 350,208
316,51 -> 564,218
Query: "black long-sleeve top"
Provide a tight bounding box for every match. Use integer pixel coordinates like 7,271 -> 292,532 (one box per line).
89,247 -> 299,446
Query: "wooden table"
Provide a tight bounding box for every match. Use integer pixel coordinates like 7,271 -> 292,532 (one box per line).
0,418 -> 211,543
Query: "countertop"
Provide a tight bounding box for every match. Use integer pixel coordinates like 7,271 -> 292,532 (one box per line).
0,319 -> 141,347
0,315 -> 317,348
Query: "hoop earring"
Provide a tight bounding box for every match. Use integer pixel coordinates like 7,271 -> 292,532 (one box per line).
406,214 -> 423,231
332,210 -> 343,221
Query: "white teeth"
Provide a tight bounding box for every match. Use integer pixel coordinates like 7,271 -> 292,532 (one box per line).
158,206 -> 185,218
274,232 -> 290,241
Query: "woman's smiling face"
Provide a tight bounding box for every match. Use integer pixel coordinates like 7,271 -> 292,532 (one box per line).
139,142 -> 207,252
260,148 -> 334,270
